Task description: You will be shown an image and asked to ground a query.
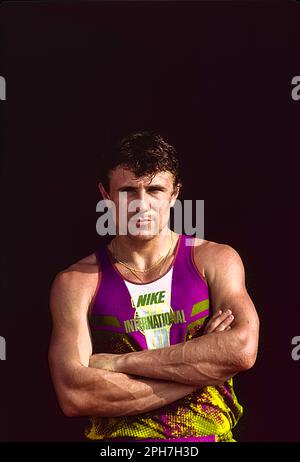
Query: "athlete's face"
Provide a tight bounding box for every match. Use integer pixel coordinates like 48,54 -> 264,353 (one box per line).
99,167 -> 179,238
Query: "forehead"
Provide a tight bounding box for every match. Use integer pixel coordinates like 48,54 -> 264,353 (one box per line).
109,167 -> 174,187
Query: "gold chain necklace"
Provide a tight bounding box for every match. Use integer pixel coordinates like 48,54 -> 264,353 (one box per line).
123,235 -> 174,283
112,232 -> 174,282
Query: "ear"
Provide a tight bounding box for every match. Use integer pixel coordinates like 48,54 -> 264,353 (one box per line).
170,183 -> 181,207
98,182 -> 110,200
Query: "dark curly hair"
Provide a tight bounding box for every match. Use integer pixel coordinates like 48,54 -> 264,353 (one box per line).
99,131 -> 182,192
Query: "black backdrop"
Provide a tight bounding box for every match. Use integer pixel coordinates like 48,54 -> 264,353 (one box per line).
0,1 -> 300,442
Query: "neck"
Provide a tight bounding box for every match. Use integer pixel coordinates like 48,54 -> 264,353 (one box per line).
110,229 -> 177,271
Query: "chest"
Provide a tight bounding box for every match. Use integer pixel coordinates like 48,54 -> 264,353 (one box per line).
89,263 -> 210,353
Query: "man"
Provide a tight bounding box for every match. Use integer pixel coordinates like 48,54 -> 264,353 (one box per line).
48,131 -> 259,442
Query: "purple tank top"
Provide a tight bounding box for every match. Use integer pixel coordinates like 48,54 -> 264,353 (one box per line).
86,234 -> 243,442
89,234 -> 210,352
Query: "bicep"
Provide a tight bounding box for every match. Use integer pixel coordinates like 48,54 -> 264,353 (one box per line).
48,271 -> 93,396
208,245 -> 259,341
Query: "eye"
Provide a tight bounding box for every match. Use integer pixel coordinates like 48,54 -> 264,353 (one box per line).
148,187 -> 162,193
119,187 -> 136,193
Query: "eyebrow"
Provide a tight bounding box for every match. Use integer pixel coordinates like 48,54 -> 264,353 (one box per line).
117,184 -> 168,192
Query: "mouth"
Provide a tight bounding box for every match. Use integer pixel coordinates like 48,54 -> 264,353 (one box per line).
136,218 -> 154,228
137,217 -> 152,222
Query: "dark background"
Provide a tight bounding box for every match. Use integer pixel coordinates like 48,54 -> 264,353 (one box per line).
0,1 -> 299,442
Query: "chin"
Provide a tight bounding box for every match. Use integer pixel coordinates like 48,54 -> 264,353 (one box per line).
128,230 -> 160,241
129,232 -> 154,241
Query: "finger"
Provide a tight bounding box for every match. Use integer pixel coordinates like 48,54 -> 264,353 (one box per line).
215,315 -> 234,332
203,310 -> 223,333
204,310 -> 232,333
225,326 -> 231,331
209,310 -> 223,321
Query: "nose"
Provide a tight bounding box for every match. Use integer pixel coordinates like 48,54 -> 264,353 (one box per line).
135,189 -> 150,213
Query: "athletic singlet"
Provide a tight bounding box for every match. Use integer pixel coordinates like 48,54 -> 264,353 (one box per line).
85,234 -> 243,442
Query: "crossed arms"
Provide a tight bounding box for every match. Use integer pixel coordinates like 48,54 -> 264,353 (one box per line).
48,244 -> 259,418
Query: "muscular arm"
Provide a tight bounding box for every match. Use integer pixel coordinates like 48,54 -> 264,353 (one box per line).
48,268 -> 195,418
90,244 -> 260,387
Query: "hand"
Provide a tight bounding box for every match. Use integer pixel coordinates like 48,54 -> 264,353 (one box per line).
203,309 -> 234,334
89,353 -> 121,371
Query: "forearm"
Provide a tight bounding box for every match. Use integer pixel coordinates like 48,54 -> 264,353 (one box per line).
91,328 -> 253,387
63,365 -> 195,417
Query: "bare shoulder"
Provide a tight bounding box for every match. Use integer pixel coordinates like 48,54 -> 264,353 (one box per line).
193,238 -> 244,280
50,252 -> 100,316
67,252 -> 99,274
